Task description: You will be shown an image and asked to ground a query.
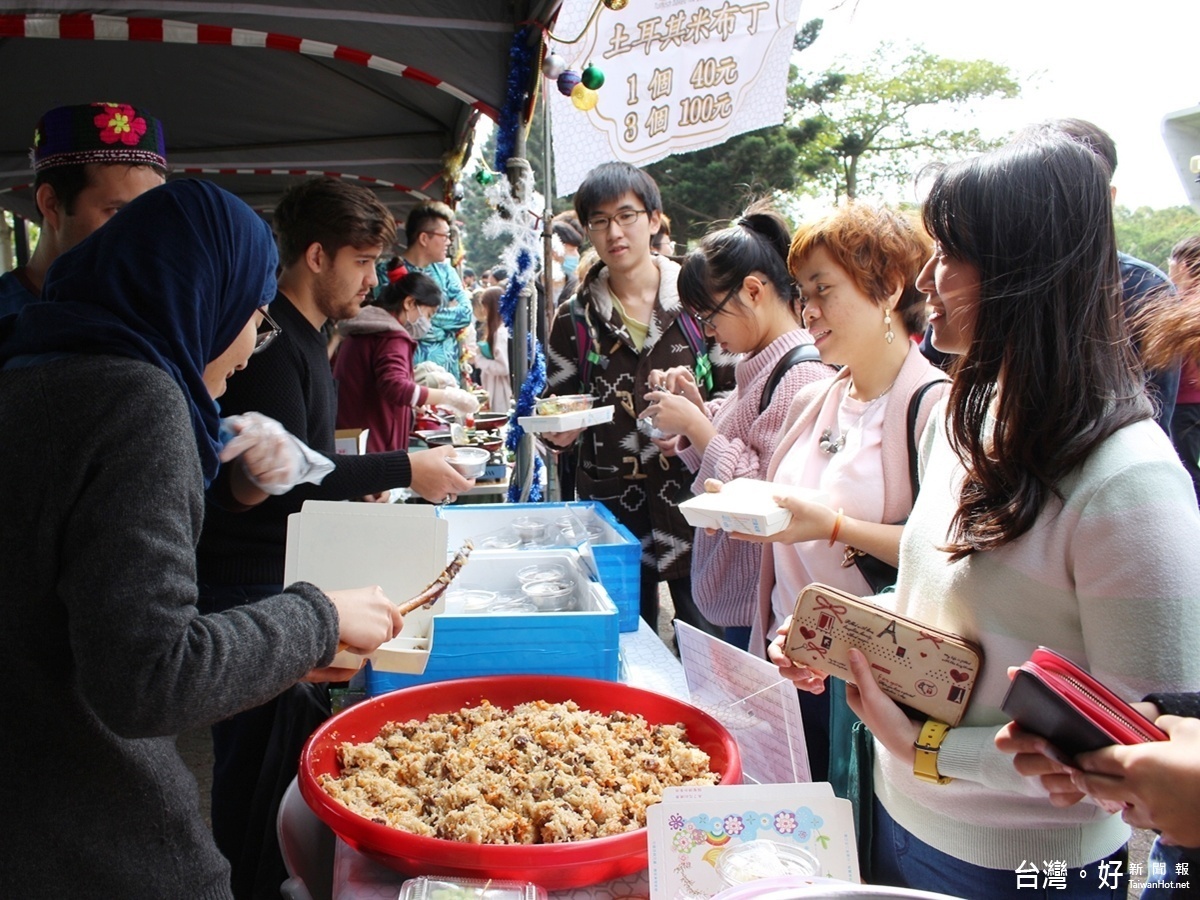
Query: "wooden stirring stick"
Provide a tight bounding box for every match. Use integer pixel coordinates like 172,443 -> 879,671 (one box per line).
337,541 -> 474,652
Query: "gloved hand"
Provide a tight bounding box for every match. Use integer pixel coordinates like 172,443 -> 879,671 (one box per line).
440,387 -> 480,415
218,412 -> 335,495
414,361 -> 456,389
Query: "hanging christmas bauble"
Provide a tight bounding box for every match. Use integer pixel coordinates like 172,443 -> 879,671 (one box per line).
570,84 -> 599,111
580,64 -> 605,90
474,168 -> 495,186
542,53 -> 567,80
603,0 -> 629,9
557,70 -> 581,96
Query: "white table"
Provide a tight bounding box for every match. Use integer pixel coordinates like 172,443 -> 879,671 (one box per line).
331,620 -> 684,899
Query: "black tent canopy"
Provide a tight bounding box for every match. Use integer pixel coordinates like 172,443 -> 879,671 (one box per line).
0,1 -> 562,222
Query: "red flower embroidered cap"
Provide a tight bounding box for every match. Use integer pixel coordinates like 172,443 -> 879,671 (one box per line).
32,103 -> 167,172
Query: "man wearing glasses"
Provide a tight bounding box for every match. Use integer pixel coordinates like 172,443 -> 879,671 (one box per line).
543,162 -> 726,638
402,201 -> 475,387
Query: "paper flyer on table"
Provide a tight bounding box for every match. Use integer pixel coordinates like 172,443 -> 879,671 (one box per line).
647,782 -> 859,898
675,621 -> 810,785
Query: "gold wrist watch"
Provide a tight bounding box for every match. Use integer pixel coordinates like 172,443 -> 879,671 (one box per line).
912,719 -> 953,784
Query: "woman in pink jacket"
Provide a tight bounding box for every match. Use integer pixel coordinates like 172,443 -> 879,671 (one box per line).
742,204 -> 948,784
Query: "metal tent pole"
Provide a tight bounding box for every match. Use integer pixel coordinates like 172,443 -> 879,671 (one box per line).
506,115 -> 535,501
541,91 -> 560,502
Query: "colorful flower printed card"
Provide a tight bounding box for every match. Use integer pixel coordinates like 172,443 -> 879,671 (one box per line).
647,782 -> 859,898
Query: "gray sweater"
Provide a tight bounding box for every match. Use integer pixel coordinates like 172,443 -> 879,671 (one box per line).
0,356 -> 339,899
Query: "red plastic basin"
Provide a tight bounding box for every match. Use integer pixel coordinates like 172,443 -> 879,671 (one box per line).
298,674 -> 742,890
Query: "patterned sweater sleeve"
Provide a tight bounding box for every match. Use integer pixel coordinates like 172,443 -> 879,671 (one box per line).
1142,692 -> 1200,718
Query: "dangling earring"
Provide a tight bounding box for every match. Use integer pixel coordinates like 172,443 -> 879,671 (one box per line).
884,308 -> 895,344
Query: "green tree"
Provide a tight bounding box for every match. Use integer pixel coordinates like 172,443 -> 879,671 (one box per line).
1114,205 -> 1200,271
457,103 -> 553,273
645,19 -> 838,245
792,43 -> 1021,201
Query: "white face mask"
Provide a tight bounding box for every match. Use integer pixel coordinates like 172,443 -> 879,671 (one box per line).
404,310 -> 433,340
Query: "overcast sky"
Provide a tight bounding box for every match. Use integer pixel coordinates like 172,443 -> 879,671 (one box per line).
798,0 -> 1198,209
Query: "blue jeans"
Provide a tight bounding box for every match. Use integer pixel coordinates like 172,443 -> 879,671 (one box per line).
723,625 -> 751,651
1140,839 -> 1198,898
871,798 -> 1128,898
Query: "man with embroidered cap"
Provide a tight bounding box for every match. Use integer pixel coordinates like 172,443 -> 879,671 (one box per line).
0,102 -> 168,315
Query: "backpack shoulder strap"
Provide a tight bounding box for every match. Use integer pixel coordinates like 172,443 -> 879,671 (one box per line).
759,343 -> 823,414
906,378 -> 949,496
569,294 -> 603,390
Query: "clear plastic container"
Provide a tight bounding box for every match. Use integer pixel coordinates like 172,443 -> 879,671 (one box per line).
480,533 -> 521,550
511,517 -> 547,542
534,394 -> 595,416
520,579 -> 575,611
515,563 -> 567,584
715,840 -> 821,887
450,589 -> 498,614
398,875 -> 548,900
447,446 -> 490,478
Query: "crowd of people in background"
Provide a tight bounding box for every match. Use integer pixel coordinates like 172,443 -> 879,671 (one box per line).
4,101 -> 1200,900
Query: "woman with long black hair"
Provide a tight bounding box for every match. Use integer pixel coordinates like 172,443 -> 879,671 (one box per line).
770,136 -> 1200,897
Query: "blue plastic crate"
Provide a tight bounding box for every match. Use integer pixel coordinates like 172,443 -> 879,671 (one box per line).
365,554 -> 619,694
440,501 -> 641,631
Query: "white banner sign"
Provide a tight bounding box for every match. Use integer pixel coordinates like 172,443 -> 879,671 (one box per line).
549,0 -> 802,196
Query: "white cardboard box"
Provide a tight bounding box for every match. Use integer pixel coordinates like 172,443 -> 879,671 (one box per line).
334,428 -> 369,455
678,477 -> 793,536
284,501 -> 448,673
517,405 -> 614,433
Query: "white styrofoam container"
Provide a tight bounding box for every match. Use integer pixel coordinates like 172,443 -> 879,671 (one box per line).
517,404 -> 614,433
678,478 -> 794,536
284,501 -> 448,674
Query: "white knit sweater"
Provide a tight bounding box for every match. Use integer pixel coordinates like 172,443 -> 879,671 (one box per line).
875,406 -> 1200,869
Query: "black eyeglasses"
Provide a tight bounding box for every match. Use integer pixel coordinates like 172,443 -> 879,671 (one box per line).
253,308 -> 282,354
691,286 -> 738,329
586,209 -> 648,232
422,229 -> 452,240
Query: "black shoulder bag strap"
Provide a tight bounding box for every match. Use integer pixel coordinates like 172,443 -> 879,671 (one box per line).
758,343 -> 823,414
905,378 -> 950,495
849,377 -> 948,596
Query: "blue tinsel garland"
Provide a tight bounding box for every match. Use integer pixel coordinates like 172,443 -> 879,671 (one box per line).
498,247 -> 533,328
506,332 -> 547,502
492,25 -> 546,502
494,25 -> 537,173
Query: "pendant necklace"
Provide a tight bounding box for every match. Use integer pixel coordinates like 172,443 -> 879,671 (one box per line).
819,380 -> 892,454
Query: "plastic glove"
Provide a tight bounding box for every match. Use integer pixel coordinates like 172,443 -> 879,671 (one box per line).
414,361 -> 456,389
218,412 -> 335,495
441,387 -> 480,415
